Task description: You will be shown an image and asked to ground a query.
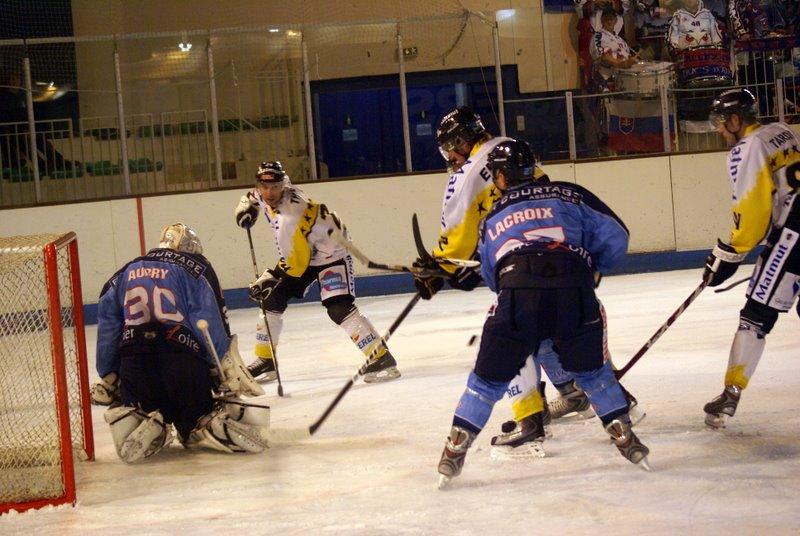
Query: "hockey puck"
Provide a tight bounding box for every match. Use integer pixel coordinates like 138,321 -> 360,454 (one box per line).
467,335 -> 478,346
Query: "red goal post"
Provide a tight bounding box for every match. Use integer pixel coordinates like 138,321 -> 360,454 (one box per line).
0,232 -> 94,515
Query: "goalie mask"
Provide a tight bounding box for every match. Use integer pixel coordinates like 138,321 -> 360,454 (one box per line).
486,139 -> 536,191
158,222 -> 203,255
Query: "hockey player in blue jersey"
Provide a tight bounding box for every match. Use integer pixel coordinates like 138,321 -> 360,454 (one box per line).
436,140 -> 650,488
94,223 -> 268,462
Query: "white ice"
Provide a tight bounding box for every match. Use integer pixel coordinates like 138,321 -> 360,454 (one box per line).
3,268 -> 800,535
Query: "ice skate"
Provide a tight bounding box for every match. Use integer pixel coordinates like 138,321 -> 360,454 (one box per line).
704,385 -> 741,429
538,381 -> 552,426
619,384 -> 646,426
548,381 -> 595,420
437,426 -> 475,489
362,351 -> 401,383
606,417 -> 650,471
246,357 -> 277,383
490,413 -> 547,460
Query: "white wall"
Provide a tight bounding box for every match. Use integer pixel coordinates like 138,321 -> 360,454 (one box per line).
0,151 -> 733,305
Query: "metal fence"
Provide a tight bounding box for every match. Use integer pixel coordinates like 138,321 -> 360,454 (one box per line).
1,14 -> 798,208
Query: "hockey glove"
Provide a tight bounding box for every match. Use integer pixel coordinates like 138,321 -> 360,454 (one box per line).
91,372 -> 121,407
448,266 -> 482,292
249,268 -> 281,302
703,240 -> 746,287
412,257 -> 444,300
235,192 -> 260,229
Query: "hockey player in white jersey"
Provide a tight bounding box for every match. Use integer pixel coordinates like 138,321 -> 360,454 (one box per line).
703,88 -> 800,428
234,161 -> 400,384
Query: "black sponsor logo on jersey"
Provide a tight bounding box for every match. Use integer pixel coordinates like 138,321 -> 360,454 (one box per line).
754,242 -> 790,301
146,249 -> 207,279
733,211 -> 742,230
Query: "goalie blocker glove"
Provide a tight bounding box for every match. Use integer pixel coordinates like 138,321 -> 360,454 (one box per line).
235,192 -> 260,229
704,240 -> 746,287
249,267 -> 282,302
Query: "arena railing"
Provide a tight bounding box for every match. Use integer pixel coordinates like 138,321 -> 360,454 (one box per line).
0,16 -> 797,208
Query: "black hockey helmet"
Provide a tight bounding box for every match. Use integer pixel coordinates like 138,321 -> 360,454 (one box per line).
487,139 -> 536,189
255,161 -> 286,183
436,106 -> 487,160
709,88 -> 757,125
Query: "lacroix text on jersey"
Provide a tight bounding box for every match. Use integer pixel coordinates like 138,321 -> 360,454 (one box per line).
486,207 -> 554,241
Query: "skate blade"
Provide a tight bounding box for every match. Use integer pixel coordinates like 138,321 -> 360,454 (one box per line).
489,441 -> 546,461
552,410 -> 596,423
255,372 -> 278,384
705,413 -> 728,429
628,405 -> 646,426
363,367 -> 401,384
637,456 -> 652,472
437,474 -> 451,490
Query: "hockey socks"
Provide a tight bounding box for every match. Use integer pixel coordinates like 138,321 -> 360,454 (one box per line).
571,361 -> 628,425
340,308 -> 389,362
453,372 -> 507,434
255,310 -> 283,360
507,354 -> 544,422
724,320 -> 767,390
537,340 -> 573,388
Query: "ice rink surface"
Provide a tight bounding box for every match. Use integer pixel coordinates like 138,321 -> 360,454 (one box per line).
2,268 -> 799,535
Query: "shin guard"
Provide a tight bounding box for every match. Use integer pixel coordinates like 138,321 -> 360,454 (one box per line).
453,372 -> 508,434
571,361 -> 628,424
724,321 -> 767,390
506,354 -> 544,422
255,310 -> 283,360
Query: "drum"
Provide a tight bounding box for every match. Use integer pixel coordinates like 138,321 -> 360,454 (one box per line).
614,61 -> 674,97
677,47 -> 733,88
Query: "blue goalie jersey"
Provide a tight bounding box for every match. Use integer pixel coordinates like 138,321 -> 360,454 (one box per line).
478,182 -> 630,292
95,249 -> 231,377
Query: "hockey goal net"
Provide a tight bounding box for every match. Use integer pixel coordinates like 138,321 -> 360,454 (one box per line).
0,232 -> 94,515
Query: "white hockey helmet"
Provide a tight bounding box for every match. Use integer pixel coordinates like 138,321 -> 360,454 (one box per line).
158,222 -> 203,255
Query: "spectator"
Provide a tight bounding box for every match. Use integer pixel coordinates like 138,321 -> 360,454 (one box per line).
591,8 -> 638,91
576,0 -> 628,88
668,0 -> 724,53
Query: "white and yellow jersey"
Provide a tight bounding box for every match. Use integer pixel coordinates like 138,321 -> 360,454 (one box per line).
434,136 -> 549,272
253,184 -> 347,277
725,122 -> 800,254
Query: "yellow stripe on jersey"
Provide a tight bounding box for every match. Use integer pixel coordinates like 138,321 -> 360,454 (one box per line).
275,201 -> 319,277
729,159 -> 773,253
434,139 -> 502,274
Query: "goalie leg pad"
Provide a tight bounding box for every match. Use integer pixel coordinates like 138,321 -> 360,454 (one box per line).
221,396 -> 271,429
186,406 -> 269,454
220,334 -> 265,397
104,406 -> 173,463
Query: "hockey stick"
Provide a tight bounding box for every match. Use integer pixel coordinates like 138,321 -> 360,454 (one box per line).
246,227 -> 287,397
326,216 -> 477,277
268,292 -> 422,443
713,275 -> 749,293
196,320 -> 265,397
615,280 -> 708,380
